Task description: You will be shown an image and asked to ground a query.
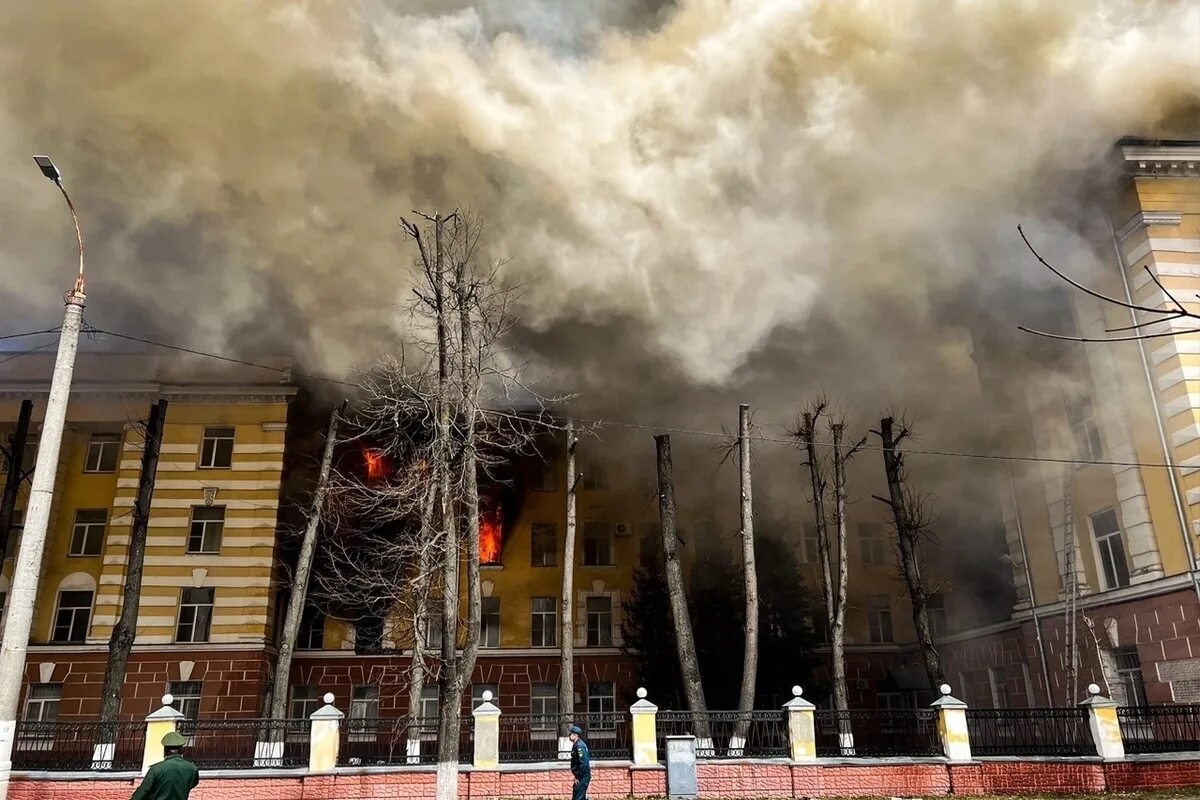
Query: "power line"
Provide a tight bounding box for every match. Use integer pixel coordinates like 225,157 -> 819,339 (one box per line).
0,328 -> 61,342
80,326 -> 1190,472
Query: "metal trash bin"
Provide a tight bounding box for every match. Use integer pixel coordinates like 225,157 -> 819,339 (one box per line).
665,734 -> 697,799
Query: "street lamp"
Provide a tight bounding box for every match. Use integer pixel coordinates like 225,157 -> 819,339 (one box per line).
0,157 -> 90,800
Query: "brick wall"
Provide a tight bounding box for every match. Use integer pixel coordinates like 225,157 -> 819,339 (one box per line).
12,758 -> 1200,799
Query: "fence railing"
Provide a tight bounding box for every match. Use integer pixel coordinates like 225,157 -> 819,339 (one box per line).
964,708 -> 1093,757
11,720 -> 144,772
497,713 -> 630,762
179,719 -> 309,769
1118,705 -> 1200,754
338,716 -> 473,766
657,710 -> 789,759
814,709 -> 942,758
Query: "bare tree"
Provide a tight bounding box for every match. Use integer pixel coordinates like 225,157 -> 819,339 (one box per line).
873,416 -> 945,690
729,404 -> 757,755
558,422 -> 578,755
792,400 -> 863,754
258,403 -> 343,761
96,401 -> 165,765
654,434 -> 711,747
314,210 -> 557,800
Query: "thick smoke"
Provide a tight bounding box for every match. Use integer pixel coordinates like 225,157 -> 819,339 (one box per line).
1,1 -> 1197,622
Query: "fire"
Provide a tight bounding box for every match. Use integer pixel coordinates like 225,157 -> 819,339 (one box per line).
480,507 -> 502,565
364,449 -> 386,480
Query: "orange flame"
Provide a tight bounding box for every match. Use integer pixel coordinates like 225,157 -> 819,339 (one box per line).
364,449 -> 386,480
480,507 -> 502,565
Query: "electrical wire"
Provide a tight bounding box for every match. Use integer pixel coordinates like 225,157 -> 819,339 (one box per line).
79,326 -> 1192,472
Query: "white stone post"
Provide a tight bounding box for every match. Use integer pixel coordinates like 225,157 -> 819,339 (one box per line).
142,694 -> 185,775
309,692 -> 343,773
932,683 -> 972,762
1080,683 -> 1125,760
784,686 -> 816,763
630,687 -> 659,766
473,690 -> 500,769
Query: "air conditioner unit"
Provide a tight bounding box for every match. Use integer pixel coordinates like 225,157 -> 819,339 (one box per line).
614,522 -> 632,537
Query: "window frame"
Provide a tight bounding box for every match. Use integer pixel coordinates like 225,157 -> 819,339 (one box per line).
187,505 -> 226,555
1089,509 -> 1131,590
927,592 -> 948,639
68,509 -> 107,557
298,606 -> 325,650
1114,647 -> 1148,707
582,521 -> 614,567
529,682 -> 559,738
858,523 -> 887,565
531,457 -> 557,492
530,597 -> 557,648
418,686 -> 439,740
83,433 -> 121,473
23,683 -> 62,724
169,680 -> 203,733
586,595 -> 613,648
531,523 -> 558,567
586,682 -> 616,737
988,667 -> 1009,709
481,597 -> 501,648
176,587 -> 215,643
800,523 -> 820,565
51,589 -> 93,643
866,594 -> 893,644
348,685 -> 380,741
198,427 -> 235,469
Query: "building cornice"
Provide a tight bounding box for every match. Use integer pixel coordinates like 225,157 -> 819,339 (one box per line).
1116,142 -> 1200,178
1013,572 -> 1196,623
1115,211 -> 1184,241
0,381 -> 297,403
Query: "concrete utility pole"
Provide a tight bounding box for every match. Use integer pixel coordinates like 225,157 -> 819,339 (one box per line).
0,156 -> 87,800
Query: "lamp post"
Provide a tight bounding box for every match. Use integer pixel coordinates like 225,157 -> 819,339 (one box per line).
0,156 -> 88,800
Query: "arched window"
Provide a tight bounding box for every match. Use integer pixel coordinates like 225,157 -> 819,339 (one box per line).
51,572 -> 96,644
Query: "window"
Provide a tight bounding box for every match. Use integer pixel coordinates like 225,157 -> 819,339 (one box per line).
187,506 -> 225,554
530,683 -> 559,736
877,692 -> 907,710
23,684 -> 61,722
638,523 -> 660,562
866,594 -> 892,643
471,684 -> 499,709
1091,509 -> 1130,589
52,590 -> 93,643
810,609 -> 830,645
927,593 -> 947,638
418,686 -> 439,739
581,463 -> 609,491
290,685 -> 320,719
1114,647 -> 1147,706
859,524 -> 886,565
421,611 -> 442,650
531,597 -> 557,648
801,524 -> 820,565
4,508 -> 20,559
199,427 -> 235,469
957,672 -> 974,707
1067,396 -> 1104,461
587,682 -> 616,734
298,607 -> 325,650
532,456 -> 557,492
586,596 -> 613,647
356,614 -> 385,653
582,522 -> 613,567
176,588 -> 214,643
169,681 -> 202,721
988,667 -> 1009,709
83,433 -> 121,473
68,509 -> 107,556
481,597 -> 500,648
531,523 -> 558,567
349,685 -> 380,741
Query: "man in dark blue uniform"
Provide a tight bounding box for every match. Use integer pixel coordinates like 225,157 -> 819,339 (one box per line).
568,724 -> 591,800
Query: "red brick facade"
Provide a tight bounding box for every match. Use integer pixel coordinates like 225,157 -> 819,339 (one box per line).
12,758 -> 1200,798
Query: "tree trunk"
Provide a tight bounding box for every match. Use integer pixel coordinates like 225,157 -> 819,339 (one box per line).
0,400 -> 32,558
406,481 -> 438,763
654,434 -> 711,747
878,417 -> 944,691
96,400 -> 166,766
558,423 -> 577,755
730,405 -> 757,755
456,250 -> 482,687
829,424 -> 853,753
260,404 -> 341,760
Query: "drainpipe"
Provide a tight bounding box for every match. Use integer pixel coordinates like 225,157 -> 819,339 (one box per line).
1106,217 -> 1200,607
1007,465 -> 1055,706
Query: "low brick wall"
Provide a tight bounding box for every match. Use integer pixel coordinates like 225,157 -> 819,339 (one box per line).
11,756 -> 1200,798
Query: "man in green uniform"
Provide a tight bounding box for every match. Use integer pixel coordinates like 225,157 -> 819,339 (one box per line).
568,724 -> 591,800
131,731 -> 200,800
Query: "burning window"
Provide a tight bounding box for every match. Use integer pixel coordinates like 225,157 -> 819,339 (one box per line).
480,506 -> 503,566
363,449 -> 387,481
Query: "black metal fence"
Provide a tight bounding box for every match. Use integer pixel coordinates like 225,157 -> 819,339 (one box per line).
657,710 -> 789,759
497,713 -> 630,762
338,716 -> 473,766
814,709 -> 942,758
1118,705 -> 1200,754
965,708 -> 1092,757
180,719 -> 309,768
10,720 -> 144,771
